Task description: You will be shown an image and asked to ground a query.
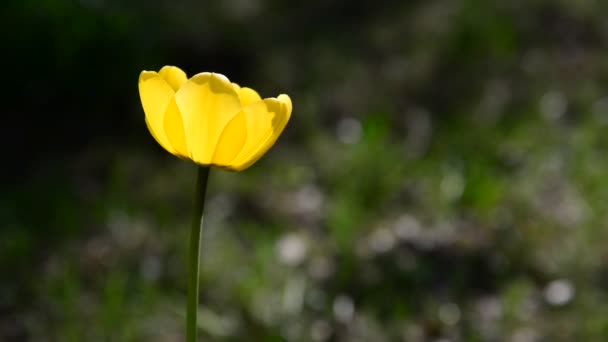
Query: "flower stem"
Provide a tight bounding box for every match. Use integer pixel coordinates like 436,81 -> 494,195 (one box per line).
186,166 -> 210,342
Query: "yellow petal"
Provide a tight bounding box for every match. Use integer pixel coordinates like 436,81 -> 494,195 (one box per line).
158,66 -> 188,92
231,82 -> 241,93
139,71 -> 180,155
232,83 -> 262,106
175,73 -> 242,164
230,95 -> 292,170
163,98 -> 189,157
212,110 -> 247,167
278,94 -> 292,115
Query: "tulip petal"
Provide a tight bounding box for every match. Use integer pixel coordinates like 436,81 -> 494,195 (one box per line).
212,110 -> 247,167
232,83 -> 262,106
139,71 -> 180,155
230,95 -> 292,170
163,98 -> 189,157
175,73 -> 242,164
278,94 -> 292,115
158,66 -> 188,92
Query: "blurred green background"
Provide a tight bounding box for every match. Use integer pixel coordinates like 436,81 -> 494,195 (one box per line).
3,0 -> 608,341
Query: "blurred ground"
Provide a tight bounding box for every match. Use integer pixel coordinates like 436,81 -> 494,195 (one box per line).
3,0 -> 608,341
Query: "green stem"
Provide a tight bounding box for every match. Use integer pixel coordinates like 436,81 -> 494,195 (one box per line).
186,166 -> 210,342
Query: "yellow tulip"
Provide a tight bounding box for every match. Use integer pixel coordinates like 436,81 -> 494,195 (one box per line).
138,66 -> 292,171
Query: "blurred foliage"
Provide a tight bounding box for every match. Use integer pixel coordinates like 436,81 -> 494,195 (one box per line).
3,0 -> 608,341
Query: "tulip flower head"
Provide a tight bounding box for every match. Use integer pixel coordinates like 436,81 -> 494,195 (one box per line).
138,66 -> 292,171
